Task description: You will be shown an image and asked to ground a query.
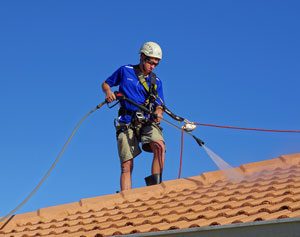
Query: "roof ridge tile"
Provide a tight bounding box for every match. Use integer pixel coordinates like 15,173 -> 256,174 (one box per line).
279,153 -> 300,165
239,157 -> 287,175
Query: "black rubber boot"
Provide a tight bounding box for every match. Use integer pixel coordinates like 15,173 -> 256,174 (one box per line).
145,173 -> 162,186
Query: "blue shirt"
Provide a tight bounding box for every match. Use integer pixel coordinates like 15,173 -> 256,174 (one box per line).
105,65 -> 165,123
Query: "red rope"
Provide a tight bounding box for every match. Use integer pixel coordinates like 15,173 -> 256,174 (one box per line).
178,129 -> 184,179
194,123 -> 300,133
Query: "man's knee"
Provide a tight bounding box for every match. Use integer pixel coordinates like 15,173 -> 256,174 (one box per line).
150,140 -> 165,154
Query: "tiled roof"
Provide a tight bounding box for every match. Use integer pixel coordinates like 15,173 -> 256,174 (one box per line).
1,153 -> 300,237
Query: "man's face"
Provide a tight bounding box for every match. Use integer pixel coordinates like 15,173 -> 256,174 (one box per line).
142,55 -> 160,74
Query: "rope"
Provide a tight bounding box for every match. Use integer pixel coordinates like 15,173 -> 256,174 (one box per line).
0,101 -> 106,224
194,123 -> 300,133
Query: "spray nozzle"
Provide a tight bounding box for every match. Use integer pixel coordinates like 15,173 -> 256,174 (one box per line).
192,135 -> 205,146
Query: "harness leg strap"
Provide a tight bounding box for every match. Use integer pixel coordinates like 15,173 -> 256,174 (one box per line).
116,125 -> 129,137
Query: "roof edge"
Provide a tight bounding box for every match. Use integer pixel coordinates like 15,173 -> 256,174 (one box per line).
124,217 -> 300,237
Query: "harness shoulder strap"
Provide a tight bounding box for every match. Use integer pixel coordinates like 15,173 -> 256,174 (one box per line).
150,71 -> 158,96
133,65 -> 157,95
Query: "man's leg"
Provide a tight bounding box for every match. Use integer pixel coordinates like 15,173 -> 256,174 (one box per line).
141,123 -> 165,186
116,122 -> 141,191
120,159 -> 133,191
144,140 -> 165,186
149,140 -> 165,174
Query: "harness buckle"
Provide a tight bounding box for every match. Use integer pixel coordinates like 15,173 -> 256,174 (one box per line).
149,94 -> 157,103
135,111 -> 145,122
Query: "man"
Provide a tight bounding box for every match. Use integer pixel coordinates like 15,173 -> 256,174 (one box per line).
102,42 -> 166,191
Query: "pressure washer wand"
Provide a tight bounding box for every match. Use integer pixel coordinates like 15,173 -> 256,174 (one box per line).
114,91 -> 204,146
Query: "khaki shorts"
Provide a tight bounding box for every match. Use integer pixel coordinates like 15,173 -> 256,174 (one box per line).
116,122 -> 165,163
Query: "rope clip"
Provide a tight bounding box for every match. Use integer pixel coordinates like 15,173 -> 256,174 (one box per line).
182,119 -> 197,132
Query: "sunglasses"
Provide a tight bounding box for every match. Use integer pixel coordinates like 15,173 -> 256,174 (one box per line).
145,57 -> 159,67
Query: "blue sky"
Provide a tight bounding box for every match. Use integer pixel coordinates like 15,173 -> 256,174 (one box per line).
1,1 -> 300,217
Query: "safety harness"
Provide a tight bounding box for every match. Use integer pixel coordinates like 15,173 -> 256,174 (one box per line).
116,65 -> 161,139
116,65 -> 192,139
118,64 -> 160,117
133,64 -> 158,109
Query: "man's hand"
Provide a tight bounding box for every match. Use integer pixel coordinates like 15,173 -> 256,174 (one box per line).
102,82 -> 116,103
105,90 -> 116,103
153,105 -> 163,123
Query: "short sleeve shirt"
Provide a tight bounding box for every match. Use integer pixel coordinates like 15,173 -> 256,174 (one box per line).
105,65 -> 164,123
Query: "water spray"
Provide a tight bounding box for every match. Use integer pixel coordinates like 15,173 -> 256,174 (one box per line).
202,145 -> 243,182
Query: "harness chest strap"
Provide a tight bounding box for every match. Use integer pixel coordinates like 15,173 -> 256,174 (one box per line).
133,65 -> 158,104
116,66 -> 163,137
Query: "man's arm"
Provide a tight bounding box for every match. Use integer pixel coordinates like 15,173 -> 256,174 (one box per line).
102,81 -> 116,103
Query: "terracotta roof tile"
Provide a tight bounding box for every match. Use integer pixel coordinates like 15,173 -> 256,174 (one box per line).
288,209 -> 300,218
1,152 -> 300,236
